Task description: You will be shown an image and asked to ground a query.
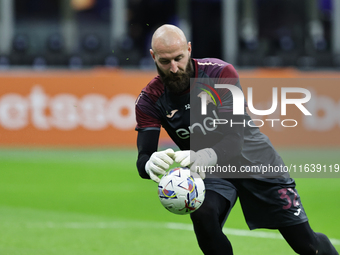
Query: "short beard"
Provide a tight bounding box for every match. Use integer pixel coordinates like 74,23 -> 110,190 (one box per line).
156,60 -> 193,94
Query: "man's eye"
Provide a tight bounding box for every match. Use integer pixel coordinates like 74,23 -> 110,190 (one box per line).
160,60 -> 169,64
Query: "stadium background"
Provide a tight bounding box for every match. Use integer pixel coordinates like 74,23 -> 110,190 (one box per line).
0,0 -> 339,254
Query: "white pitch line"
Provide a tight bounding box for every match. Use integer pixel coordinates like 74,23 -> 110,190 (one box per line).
16,221 -> 339,246
166,222 -> 340,245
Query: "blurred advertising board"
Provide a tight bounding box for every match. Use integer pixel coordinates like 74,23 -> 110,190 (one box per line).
0,69 -> 152,146
0,68 -> 339,147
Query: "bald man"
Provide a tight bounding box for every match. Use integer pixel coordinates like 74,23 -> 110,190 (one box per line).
150,24 -> 193,94
135,24 -> 338,255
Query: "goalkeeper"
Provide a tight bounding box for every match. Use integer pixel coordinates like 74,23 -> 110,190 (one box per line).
135,24 -> 338,255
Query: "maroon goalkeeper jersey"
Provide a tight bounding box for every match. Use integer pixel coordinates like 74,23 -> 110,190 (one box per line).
135,58 -> 290,181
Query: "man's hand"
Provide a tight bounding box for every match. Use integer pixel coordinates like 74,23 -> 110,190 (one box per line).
174,148 -> 217,179
145,148 -> 175,183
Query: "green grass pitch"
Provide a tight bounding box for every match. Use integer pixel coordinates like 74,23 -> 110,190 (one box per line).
0,148 -> 339,255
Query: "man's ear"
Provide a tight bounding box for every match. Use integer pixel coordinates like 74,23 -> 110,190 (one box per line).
150,49 -> 156,60
188,42 -> 192,57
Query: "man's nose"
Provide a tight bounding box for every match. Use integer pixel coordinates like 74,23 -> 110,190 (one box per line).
170,60 -> 178,73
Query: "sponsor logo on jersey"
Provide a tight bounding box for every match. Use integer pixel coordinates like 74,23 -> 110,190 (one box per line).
175,110 -> 219,139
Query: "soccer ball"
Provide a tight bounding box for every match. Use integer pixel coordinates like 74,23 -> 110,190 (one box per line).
158,167 -> 205,215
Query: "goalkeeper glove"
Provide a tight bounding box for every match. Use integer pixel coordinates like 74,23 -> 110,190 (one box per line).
174,148 -> 217,179
145,148 -> 175,183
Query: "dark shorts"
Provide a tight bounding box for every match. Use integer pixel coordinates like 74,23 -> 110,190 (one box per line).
203,178 -> 308,230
